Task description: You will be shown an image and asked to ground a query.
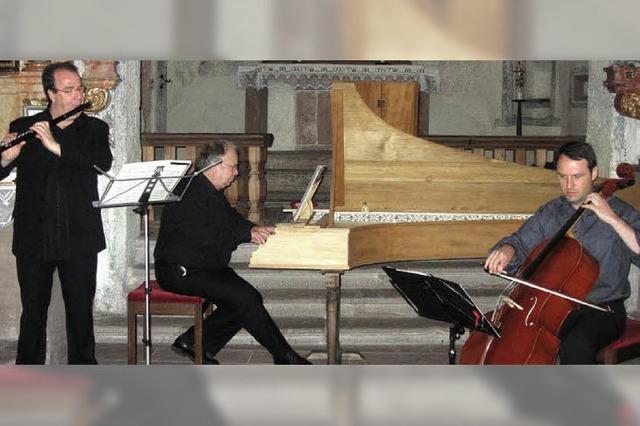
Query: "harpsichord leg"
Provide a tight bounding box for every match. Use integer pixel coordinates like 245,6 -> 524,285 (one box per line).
323,271 -> 343,364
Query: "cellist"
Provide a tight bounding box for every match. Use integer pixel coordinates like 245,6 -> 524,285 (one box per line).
484,141 -> 640,364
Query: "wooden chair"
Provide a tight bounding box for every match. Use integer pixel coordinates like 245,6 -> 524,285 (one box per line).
597,318 -> 640,364
127,280 -> 211,364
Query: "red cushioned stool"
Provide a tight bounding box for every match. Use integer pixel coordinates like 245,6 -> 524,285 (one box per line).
597,318 -> 640,364
127,280 -> 211,364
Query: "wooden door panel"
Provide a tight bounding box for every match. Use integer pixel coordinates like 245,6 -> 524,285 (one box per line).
381,82 -> 418,135
354,81 -> 382,114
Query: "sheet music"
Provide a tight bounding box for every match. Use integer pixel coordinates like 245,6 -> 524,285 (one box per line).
96,160 -> 191,207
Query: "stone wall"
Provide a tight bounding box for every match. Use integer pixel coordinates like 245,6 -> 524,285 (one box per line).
427,61 -> 504,135
164,61 -> 588,150
555,61 -> 589,135
427,60 -> 588,136
587,60 -> 640,313
166,61 -> 251,133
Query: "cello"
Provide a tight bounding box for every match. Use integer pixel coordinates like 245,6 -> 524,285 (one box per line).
459,163 -> 636,364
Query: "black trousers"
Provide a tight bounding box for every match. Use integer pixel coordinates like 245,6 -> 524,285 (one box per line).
558,300 -> 627,364
154,262 -> 294,360
15,255 -> 98,364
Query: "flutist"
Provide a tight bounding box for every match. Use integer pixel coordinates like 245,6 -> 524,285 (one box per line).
0,61 -> 113,364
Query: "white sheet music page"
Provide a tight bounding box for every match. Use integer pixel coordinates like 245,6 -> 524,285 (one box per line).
98,160 -> 191,207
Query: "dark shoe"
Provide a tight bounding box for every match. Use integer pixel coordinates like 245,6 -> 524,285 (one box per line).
171,336 -> 220,365
274,351 -> 312,365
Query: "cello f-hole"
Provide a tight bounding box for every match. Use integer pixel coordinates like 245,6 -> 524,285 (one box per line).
525,296 -> 538,327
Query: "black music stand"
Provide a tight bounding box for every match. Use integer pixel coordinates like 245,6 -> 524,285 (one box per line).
383,266 -> 499,364
94,160 -> 195,365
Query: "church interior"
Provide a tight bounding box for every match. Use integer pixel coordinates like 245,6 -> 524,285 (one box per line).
1,60 -> 639,366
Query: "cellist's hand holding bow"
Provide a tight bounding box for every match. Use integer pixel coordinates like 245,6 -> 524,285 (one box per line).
484,244 -> 516,275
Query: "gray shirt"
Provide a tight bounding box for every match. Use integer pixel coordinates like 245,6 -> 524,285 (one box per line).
494,196 -> 640,303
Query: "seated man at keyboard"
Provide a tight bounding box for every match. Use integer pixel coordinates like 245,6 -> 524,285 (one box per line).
154,141 -> 310,364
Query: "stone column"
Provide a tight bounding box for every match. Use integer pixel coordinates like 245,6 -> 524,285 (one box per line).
586,60 -> 640,313
140,61 -> 168,133
94,61 -> 141,318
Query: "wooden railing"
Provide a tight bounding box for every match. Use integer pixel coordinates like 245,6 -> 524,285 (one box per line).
141,133 -> 273,224
426,135 -> 586,168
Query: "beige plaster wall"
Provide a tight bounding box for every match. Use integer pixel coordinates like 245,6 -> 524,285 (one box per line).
163,60 -> 588,142
166,61 -> 251,133
428,61 -> 505,135
427,60 -> 587,136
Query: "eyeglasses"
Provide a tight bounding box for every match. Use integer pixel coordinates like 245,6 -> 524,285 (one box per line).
220,162 -> 239,171
53,85 -> 85,94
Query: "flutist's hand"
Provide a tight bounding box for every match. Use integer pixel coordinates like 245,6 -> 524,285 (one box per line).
1,132 -> 25,167
31,121 -> 61,156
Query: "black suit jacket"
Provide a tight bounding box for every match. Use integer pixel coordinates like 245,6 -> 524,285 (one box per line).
0,109 -> 113,258
154,174 -> 254,270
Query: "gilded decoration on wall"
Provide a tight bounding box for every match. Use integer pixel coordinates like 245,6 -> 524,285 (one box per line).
85,87 -> 110,112
80,61 -> 120,112
614,93 -> 640,120
6,61 -> 120,113
603,62 -> 640,120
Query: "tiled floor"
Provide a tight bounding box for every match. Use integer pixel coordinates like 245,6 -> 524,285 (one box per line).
3,340 -> 638,365
0,340 -> 451,365
103,342 -> 452,365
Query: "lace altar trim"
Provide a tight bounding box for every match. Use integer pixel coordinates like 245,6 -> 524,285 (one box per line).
238,63 -> 440,91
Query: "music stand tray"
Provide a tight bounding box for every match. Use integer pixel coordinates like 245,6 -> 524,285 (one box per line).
292,164 -> 327,224
383,266 -> 499,364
